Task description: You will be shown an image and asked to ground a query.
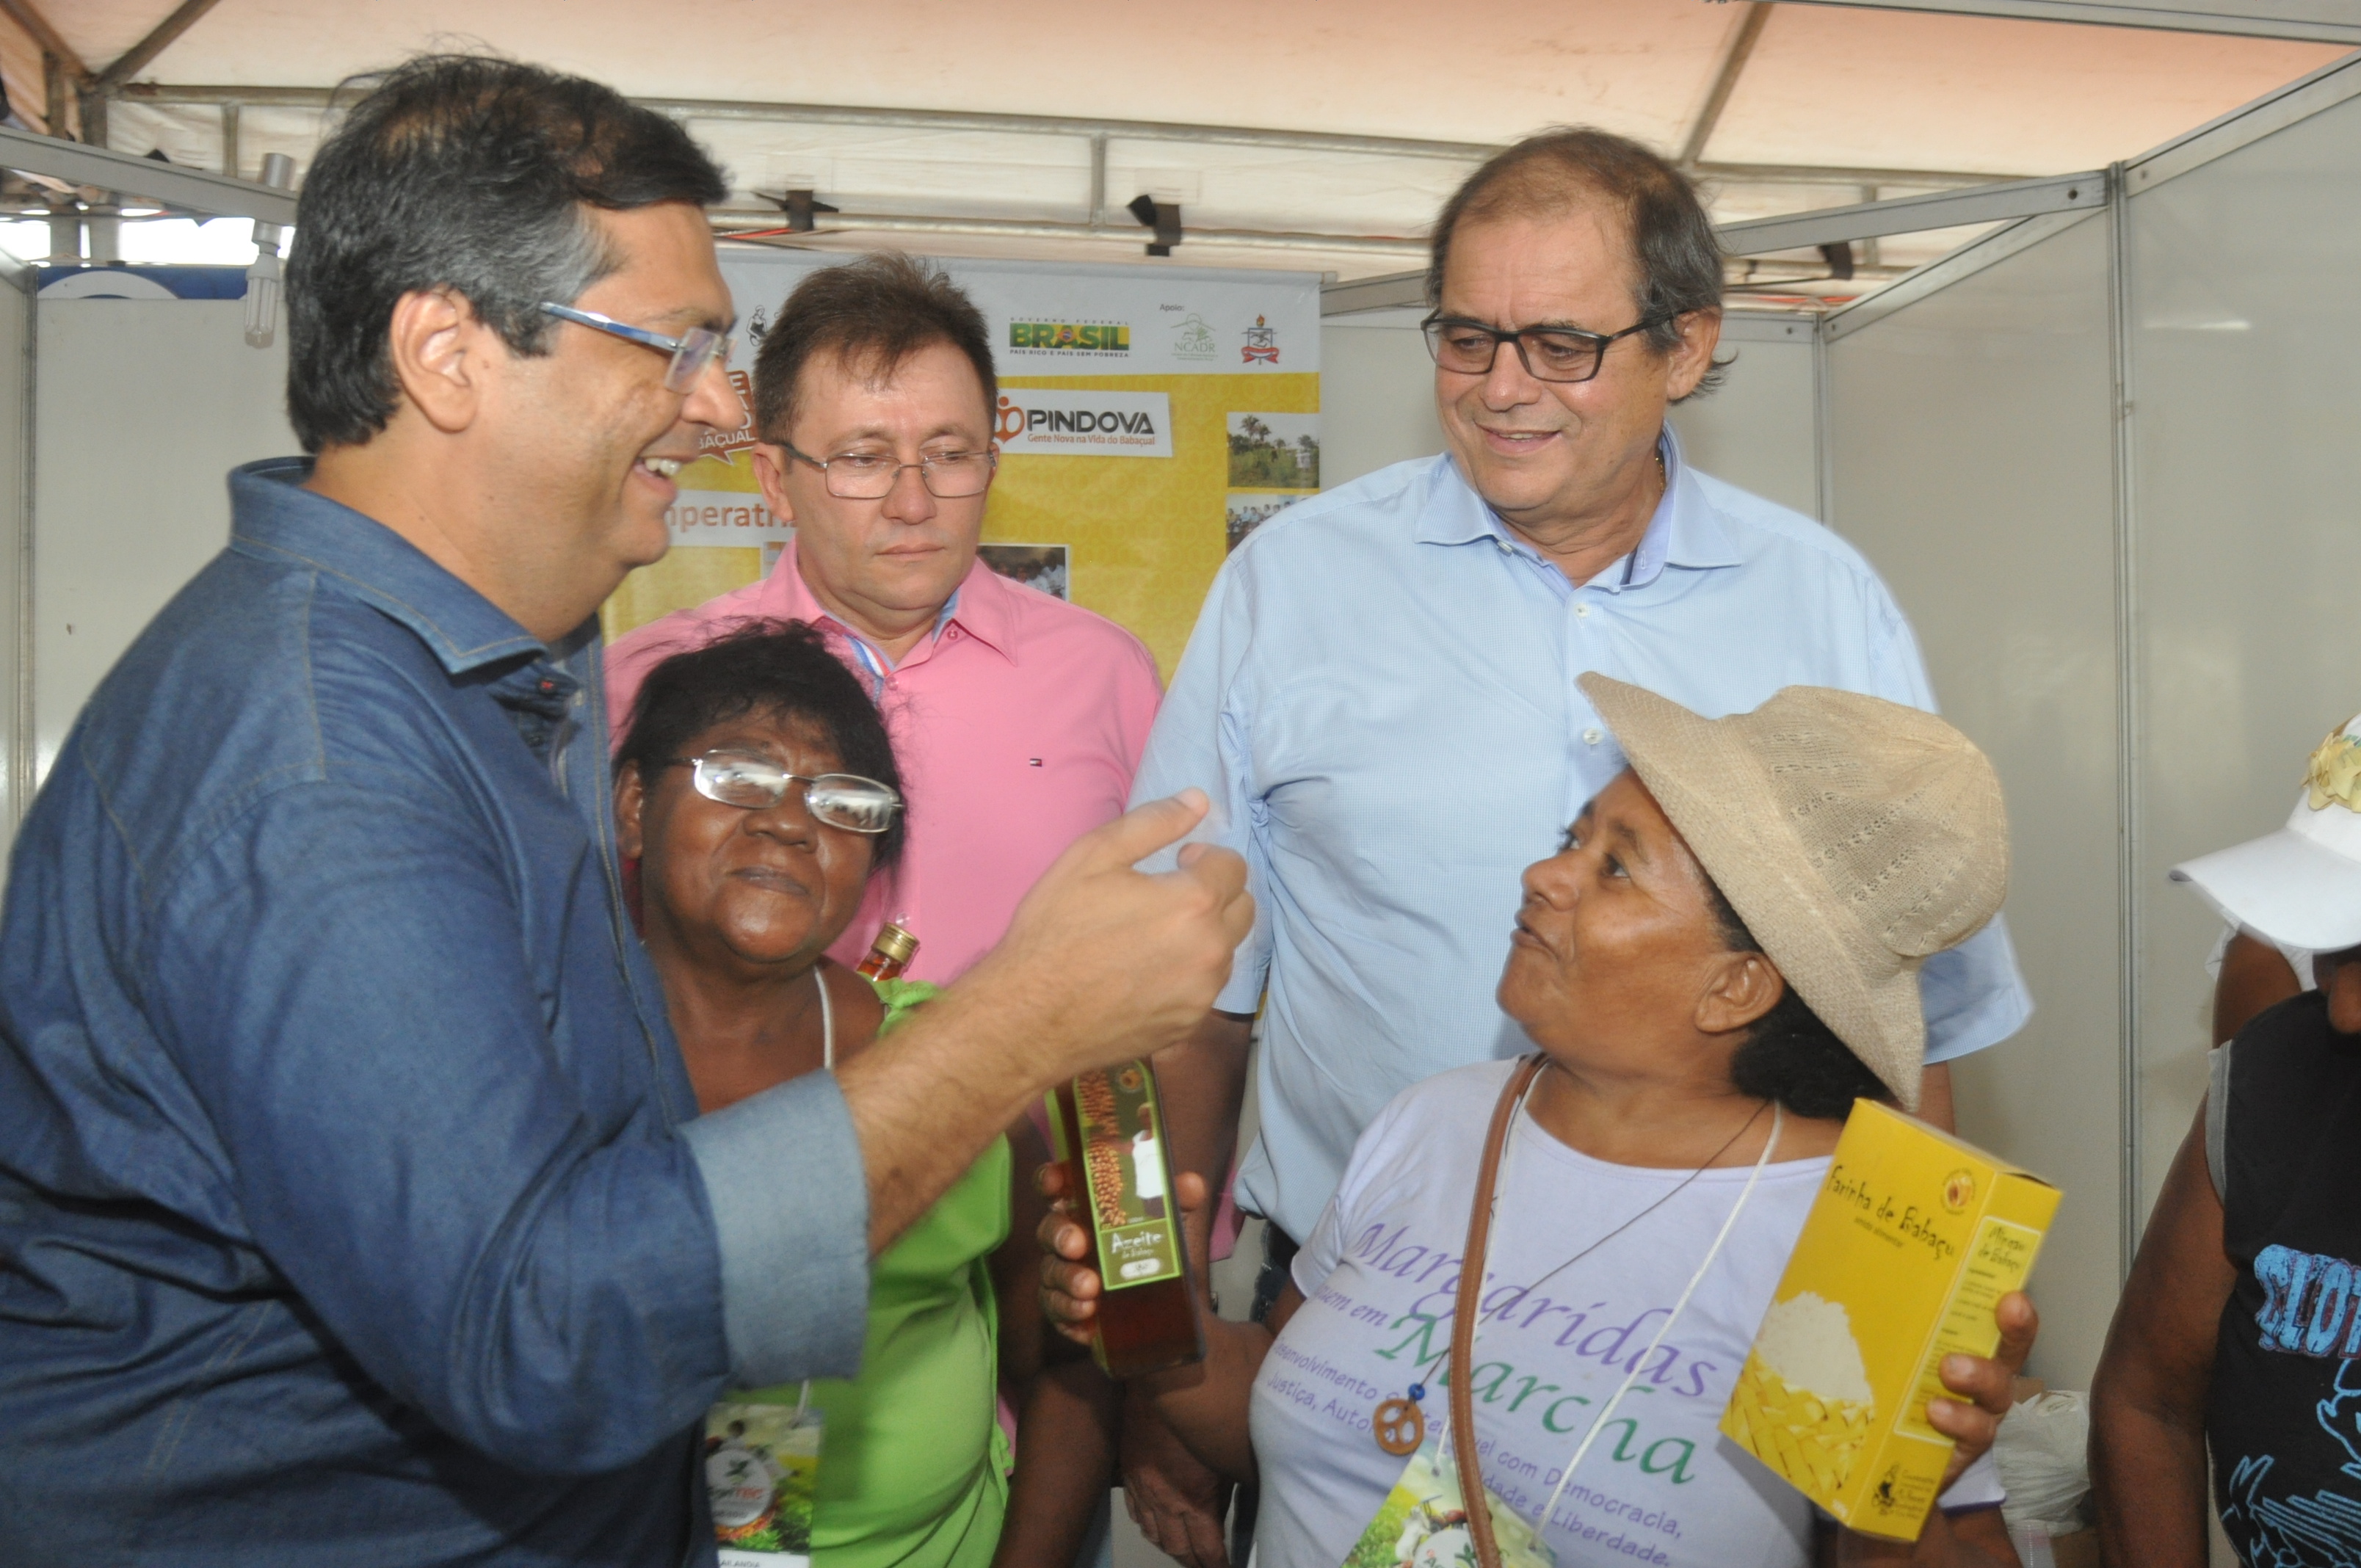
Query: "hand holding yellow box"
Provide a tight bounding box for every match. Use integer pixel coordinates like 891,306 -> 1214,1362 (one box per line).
1721,1100 -> 2059,1541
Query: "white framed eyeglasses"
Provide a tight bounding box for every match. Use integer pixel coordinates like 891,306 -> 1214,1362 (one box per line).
540,301 -> 734,392
672,749 -> 903,834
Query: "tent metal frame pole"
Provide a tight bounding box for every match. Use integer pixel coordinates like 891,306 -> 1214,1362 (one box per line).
2107,158 -> 2144,1283
10,263 -> 29,840
1718,170 -> 2106,255
716,210 -> 1422,257
1680,2 -> 1777,167
114,84 -> 2025,194
1785,0 -> 2361,45
0,125 -> 296,223
1813,311 -> 1835,526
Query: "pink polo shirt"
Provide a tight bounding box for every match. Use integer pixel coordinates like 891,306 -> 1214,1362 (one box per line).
606,544 -> 1163,984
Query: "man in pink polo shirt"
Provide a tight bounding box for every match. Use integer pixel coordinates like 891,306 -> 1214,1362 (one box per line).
608,253 -> 1161,987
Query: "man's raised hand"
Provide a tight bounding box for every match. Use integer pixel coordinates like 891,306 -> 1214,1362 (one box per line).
962,791 -> 1252,1086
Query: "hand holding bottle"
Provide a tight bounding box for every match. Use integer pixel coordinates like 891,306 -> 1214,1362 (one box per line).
835,792 -> 1252,1256
1037,1161 -> 1215,1360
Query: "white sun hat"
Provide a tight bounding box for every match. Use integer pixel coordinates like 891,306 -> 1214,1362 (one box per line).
2170,714 -> 2361,954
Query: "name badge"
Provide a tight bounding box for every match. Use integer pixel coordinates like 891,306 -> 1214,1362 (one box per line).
706,1398 -> 823,1567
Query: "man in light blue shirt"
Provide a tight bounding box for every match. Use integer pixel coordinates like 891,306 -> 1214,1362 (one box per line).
1137,127 -> 2032,1274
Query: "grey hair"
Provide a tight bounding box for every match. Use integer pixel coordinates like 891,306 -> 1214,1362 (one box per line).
286,54 -> 729,451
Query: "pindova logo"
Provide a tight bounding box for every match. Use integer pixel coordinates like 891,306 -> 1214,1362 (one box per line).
998,394 -> 1158,441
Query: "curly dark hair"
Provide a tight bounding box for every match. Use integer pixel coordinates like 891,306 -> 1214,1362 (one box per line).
614,620 -> 905,871
1700,881 -> 1893,1120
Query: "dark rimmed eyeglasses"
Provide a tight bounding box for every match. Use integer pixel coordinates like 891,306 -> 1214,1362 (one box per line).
540,302 -> 735,392
775,440 -> 998,501
1421,313 -> 1672,385
670,749 -> 903,834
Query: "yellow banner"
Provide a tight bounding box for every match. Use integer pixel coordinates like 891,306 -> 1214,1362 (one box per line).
601,369 -> 1320,680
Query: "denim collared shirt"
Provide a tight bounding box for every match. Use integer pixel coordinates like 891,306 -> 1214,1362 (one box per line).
1132,435 -> 2033,1244
0,460 -> 868,1566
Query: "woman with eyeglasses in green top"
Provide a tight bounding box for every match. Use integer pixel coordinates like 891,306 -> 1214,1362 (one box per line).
616,620 -> 1092,1568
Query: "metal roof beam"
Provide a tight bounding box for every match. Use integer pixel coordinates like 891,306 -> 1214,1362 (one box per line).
1323,169 -> 2109,311
0,0 -> 84,83
90,0 -> 226,96
1785,0 -> 2361,44
114,85 -> 2031,191
1680,3 -> 1777,166
1716,170 -> 2106,255
1320,271 -> 1428,315
0,123 -> 295,222
714,209 -> 1424,256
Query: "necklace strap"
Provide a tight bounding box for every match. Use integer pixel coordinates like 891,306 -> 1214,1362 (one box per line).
1448,1053 -> 1547,1568
1533,1103 -> 1784,1529
800,964 -> 840,1421
818,964 -> 836,1071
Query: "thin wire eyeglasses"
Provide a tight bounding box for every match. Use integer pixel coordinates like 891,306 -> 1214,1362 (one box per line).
1421,313 -> 1672,385
670,750 -> 903,834
540,302 -> 735,393
775,440 -> 998,500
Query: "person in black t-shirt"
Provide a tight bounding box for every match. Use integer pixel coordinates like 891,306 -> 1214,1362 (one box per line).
2092,711 -> 2361,1567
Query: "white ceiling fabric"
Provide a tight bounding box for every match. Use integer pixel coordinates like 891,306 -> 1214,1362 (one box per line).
29,0 -> 2351,280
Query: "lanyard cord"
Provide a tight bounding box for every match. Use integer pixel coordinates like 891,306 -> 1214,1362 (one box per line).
1410,1092 -> 1766,1402
818,965 -> 836,1070
1531,1101 -> 1781,1532
794,965 -> 838,1426
1444,1055 -> 1782,1567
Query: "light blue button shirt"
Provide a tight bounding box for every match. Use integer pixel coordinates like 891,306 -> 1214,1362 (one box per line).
1133,433 -> 2033,1244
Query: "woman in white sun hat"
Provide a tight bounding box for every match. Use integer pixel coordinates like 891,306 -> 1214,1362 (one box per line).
1040,676 -> 2039,1567
2092,713 -> 2361,1567
2189,717 -> 2361,1045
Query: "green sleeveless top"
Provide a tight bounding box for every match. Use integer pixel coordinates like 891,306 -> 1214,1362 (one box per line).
736,976 -> 1012,1568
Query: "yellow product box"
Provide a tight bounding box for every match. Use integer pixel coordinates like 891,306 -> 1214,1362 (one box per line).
1719,1100 -> 2059,1541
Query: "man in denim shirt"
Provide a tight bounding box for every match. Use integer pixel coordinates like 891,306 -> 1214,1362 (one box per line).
0,57 -> 1248,1566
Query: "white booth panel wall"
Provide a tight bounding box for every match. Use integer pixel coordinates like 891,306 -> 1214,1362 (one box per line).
2127,84 -> 2361,1222
1319,308 -> 1823,517
1319,313 -> 1443,490
32,299 -> 294,786
1667,313 -> 1821,520
1826,212 -> 2122,1390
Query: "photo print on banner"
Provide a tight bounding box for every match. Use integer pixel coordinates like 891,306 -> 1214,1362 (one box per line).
978,544 -> 1070,600
1226,412 -> 1320,551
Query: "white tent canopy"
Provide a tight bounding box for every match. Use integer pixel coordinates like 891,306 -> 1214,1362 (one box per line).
19,0 -> 2350,281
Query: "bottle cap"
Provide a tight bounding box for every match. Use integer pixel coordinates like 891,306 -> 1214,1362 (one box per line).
868,923 -> 919,965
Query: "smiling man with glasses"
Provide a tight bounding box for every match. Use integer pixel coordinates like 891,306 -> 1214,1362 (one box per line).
1132,132 -> 2037,1562
0,57 -> 1248,1568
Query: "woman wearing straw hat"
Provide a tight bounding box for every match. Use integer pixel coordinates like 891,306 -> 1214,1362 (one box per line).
1040,675 -> 2038,1567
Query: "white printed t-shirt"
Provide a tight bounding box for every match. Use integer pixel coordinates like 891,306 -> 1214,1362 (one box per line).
1248,1060 -> 2002,1568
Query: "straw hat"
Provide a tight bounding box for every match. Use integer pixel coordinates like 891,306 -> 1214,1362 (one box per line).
1578,675 -> 2010,1110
